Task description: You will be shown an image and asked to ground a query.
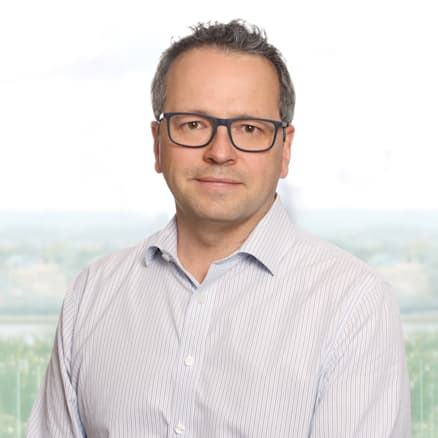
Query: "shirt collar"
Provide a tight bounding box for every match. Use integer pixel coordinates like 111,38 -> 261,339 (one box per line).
237,196 -> 296,275
144,196 -> 296,275
144,216 -> 178,266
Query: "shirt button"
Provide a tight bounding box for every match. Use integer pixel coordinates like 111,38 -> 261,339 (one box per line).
174,423 -> 185,434
184,355 -> 195,367
161,253 -> 171,262
197,294 -> 206,304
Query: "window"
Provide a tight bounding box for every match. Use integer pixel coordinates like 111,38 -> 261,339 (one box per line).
1,3 -> 437,436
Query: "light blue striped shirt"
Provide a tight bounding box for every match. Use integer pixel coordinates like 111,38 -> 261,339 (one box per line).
27,197 -> 411,437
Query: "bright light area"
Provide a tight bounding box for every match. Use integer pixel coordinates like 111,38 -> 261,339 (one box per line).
1,0 -> 437,215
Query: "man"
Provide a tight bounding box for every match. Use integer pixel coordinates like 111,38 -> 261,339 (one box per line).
27,20 -> 411,437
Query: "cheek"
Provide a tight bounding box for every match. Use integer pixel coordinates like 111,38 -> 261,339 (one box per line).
159,149 -> 193,184
270,150 -> 286,175
156,146 -> 174,176
245,157 -> 281,190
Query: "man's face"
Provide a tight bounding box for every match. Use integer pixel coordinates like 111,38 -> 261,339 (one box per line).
151,47 -> 294,230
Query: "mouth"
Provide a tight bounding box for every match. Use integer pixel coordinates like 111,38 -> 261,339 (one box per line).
194,177 -> 242,188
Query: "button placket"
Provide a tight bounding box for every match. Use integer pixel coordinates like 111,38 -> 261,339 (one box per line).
196,293 -> 206,305
169,284 -> 215,438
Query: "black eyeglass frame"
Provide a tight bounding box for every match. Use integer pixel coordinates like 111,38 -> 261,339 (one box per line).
158,112 -> 288,153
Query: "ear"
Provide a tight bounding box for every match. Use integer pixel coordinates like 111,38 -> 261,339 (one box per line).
280,124 -> 294,179
151,121 -> 162,173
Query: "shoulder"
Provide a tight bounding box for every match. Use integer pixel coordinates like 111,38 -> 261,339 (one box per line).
80,225 -> 165,282
284,227 -> 405,364
87,239 -> 149,281
60,230 -> 162,328
281,225 -> 398,318
284,224 -> 379,278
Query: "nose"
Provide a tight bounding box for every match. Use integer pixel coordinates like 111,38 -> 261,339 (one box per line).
203,125 -> 237,165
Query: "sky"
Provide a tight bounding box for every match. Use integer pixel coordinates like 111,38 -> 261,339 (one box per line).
1,0 -> 437,216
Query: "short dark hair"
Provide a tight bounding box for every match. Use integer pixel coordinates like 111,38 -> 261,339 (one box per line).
151,19 -> 295,123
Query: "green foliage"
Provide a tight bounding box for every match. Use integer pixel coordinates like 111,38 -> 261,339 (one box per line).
406,332 -> 438,435
0,412 -> 20,438
0,337 -> 52,438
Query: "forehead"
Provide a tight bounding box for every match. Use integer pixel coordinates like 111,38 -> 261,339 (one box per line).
164,47 -> 281,117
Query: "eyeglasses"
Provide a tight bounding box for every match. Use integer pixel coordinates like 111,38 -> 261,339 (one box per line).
158,112 -> 288,152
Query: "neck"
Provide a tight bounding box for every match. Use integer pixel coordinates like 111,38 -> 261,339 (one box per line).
176,207 -> 271,283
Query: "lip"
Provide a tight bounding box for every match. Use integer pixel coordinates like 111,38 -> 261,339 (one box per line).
194,177 -> 242,187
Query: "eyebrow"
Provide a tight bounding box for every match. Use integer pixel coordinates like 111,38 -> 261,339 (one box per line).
172,110 -> 271,119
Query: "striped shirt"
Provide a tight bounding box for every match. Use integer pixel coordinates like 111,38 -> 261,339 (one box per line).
26,197 -> 411,437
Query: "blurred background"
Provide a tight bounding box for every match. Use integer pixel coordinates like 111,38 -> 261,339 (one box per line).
1,0 -> 437,436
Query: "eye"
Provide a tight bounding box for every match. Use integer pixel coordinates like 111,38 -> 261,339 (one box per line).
176,118 -> 208,131
186,120 -> 202,130
243,124 -> 257,133
238,122 -> 265,135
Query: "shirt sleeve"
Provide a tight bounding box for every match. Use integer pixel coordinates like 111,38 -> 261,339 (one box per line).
26,270 -> 88,438
310,278 -> 412,437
